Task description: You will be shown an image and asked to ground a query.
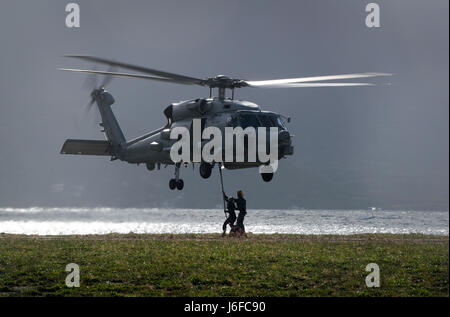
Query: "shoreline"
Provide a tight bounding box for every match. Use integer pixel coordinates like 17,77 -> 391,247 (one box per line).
1,232 -> 448,242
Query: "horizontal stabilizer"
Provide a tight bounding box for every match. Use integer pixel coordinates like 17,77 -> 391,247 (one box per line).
60,139 -> 111,156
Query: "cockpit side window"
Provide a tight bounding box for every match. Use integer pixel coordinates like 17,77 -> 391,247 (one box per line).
258,115 -> 275,127
227,115 -> 238,127
239,114 -> 261,129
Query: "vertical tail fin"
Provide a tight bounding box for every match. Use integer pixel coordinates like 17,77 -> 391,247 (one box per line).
92,88 -> 126,157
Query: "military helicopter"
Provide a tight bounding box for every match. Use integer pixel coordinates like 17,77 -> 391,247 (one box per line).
60,55 -> 391,190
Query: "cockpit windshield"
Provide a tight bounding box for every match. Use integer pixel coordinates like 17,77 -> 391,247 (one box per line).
238,113 -> 287,130
275,116 -> 286,130
260,114 -> 286,130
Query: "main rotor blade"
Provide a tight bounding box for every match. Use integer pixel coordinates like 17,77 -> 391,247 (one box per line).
246,72 -> 392,87
64,55 -> 204,85
59,68 -> 197,85
250,82 -> 376,88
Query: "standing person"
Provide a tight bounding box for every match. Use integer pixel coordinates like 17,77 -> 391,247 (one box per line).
224,190 -> 247,236
222,197 -> 237,236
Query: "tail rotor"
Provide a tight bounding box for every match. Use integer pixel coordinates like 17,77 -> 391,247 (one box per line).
81,64 -> 117,115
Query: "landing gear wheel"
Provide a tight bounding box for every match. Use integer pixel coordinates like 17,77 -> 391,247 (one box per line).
199,162 -> 212,179
176,179 -> 184,190
169,178 -> 177,190
261,173 -> 274,182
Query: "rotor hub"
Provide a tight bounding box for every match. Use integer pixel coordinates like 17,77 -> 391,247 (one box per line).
203,75 -> 248,89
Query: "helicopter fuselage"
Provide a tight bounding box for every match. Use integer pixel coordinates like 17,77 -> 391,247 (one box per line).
123,96 -> 293,171
60,88 -> 293,188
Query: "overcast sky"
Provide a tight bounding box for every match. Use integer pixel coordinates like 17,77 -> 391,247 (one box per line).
0,0 -> 448,210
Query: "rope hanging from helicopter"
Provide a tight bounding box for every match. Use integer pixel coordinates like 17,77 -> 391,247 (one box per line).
218,163 -> 227,219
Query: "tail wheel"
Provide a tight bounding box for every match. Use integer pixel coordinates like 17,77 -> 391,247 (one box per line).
176,179 -> 184,190
261,173 -> 274,182
169,178 -> 177,190
199,162 -> 212,179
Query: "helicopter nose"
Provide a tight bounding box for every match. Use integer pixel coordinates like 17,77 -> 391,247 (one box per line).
278,130 -> 291,145
278,130 -> 294,156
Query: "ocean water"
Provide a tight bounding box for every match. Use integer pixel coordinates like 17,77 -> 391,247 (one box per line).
0,208 -> 447,236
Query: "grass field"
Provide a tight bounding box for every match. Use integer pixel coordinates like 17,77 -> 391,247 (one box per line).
0,233 -> 448,297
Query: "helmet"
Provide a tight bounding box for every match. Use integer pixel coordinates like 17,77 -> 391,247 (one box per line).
237,190 -> 243,198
